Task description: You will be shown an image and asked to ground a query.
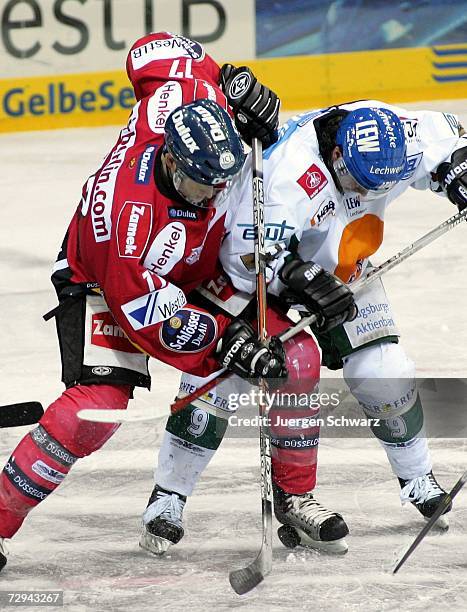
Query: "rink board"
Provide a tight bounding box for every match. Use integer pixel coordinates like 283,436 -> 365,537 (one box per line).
1,44 -> 467,133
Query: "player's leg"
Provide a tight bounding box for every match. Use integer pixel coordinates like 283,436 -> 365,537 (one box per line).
0,288 -> 150,572
343,341 -> 451,525
314,275 -> 450,525
141,306 -> 348,555
267,309 -> 349,553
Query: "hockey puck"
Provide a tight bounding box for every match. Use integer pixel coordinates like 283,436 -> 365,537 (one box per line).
277,525 -> 301,549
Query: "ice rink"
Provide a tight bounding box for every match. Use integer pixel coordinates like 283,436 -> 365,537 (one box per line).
1,100 -> 466,611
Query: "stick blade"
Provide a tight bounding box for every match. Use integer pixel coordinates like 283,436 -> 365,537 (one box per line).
0,402 -> 44,428
229,565 -> 265,595
393,469 -> 467,573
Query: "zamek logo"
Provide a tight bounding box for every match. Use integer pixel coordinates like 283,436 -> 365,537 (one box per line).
117,201 -> 152,259
91,312 -> 141,353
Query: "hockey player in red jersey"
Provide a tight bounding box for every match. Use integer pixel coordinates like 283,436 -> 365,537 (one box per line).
0,32 -> 287,572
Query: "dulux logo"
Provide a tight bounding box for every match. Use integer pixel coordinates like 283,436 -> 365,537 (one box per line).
136,145 -> 157,184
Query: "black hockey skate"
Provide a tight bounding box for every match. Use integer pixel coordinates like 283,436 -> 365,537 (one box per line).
399,471 -> 451,530
273,484 -> 349,554
0,538 -> 7,572
139,485 -> 186,555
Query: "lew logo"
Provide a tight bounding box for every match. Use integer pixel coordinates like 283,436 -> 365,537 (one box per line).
172,109 -> 200,154
91,312 -> 141,353
344,195 -> 363,218
355,120 -> 380,152
117,201 -> 152,259
297,164 -> 328,199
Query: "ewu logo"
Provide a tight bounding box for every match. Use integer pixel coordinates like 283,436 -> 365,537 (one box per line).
91,312 -> 141,353
117,201 -> 152,259
297,164 -> 328,199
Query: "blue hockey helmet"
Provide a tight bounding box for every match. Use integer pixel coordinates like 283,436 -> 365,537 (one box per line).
164,99 -> 245,187
335,107 -> 407,198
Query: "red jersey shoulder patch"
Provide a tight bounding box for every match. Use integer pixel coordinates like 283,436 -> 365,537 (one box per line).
117,201 -> 152,259
297,164 -> 328,199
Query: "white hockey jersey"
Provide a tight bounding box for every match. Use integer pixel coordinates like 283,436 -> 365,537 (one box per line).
219,100 -> 466,295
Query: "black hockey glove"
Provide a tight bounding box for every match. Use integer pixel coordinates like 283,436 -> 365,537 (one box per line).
217,319 -> 287,380
280,258 -> 358,333
436,146 -> 467,212
220,64 -> 280,149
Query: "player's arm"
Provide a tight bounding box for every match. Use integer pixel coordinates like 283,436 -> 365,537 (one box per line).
101,258 -> 286,380
435,123 -> 467,211
401,109 -> 467,211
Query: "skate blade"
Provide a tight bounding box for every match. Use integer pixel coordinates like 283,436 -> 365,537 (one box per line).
295,528 -> 349,554
425,514 -> 449,531
139,528 -> 172,556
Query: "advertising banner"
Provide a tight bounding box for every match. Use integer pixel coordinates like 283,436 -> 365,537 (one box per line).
0,0 -> 255,131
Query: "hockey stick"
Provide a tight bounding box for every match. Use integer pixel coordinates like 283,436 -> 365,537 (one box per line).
170,205 -> 467,413
0,402 -> 44,428
77,206 -> 467,425
5,209 -> 467,427
229,138 -> 274,595
393,469 -> 467,574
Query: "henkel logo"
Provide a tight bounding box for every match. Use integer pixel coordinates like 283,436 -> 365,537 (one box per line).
148,81 -> 183,134
91,312 -> 141,353
143,222 -> 186,275
117,201 -> 152,259
297,164 -> 328,199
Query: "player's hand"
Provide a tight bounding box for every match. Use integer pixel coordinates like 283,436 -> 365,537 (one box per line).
437,146 -> 467,212
217,319 -> 287,379
220,64 -> 280,149
280,258 -> 358,332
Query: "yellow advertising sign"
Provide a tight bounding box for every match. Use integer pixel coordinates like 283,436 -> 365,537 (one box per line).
1,44 -> 466,133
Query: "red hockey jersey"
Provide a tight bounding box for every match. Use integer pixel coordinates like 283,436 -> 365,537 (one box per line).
59,32 -> 235,376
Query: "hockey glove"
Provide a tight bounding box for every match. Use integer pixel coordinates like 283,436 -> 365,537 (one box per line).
280,258 -> 358,333
217,319 -> 287,380
436,146 -> 467,211
220,64 -> 280,149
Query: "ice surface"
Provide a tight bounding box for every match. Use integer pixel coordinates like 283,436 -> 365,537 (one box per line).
0,100 -> 466,611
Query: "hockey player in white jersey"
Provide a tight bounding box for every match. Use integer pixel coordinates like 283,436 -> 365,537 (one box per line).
140,101 -> 467,555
